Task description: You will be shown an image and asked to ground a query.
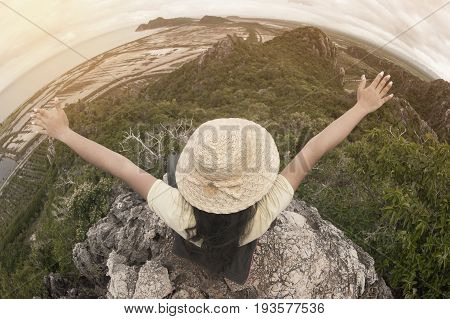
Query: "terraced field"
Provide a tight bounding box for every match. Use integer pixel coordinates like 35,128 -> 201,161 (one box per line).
0,141 -> 50,229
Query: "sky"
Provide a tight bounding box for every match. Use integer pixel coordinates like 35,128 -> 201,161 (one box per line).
0,0 -> 449,95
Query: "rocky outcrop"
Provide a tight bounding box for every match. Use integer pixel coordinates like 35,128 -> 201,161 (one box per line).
282,27 -> 338,60
414,79 -> 450,141
71,191 -> 392,299
105,252 -> 173,299
197,34 -> 242,66
43,273 -> 98,299
274,27 -> 344,86
391,97 -> 439,141
197,26 -> 346,87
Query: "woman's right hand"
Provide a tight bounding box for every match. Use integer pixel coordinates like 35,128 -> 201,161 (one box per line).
31,98 -> 71,140
356,71 -> 394,114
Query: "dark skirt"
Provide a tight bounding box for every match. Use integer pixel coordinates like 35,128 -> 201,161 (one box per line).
167,153 -> 257,285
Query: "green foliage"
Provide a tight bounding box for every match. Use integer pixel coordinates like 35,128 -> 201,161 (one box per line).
0,164 -> 56,298
0,166 -> 113,298
347,129 -> 449,298
66,178 -> 113,242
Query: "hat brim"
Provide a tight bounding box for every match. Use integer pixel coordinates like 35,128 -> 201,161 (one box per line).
175,118 -> 280,214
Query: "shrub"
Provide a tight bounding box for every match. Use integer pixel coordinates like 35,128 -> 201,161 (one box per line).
348,129 -> 449,298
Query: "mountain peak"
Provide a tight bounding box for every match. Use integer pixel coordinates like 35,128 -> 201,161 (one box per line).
276,26 -> 337,59
199,15 -> 231,24
197,34 -> 242,66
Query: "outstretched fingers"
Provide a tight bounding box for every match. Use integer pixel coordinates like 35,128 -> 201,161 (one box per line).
376,74 -> 391,93
370,71 -> 384,89
30,112 -> 43,120
54,97 -> 63,110
31,117 -> 48,135
34,127 -> 48,135
358,74 -> 367,91
31,118 -> 44,128
380,80 -> 393,97
381,94 -> 394,104
32,108 -> 49,118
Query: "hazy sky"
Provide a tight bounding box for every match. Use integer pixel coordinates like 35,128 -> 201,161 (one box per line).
0,0 -> 449,95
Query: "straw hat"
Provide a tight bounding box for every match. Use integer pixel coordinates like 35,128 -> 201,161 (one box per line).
175,118 -> 280,214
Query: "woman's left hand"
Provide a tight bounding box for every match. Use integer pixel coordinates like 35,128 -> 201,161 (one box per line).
31,97 -> 70,140
356,71 -> 394,114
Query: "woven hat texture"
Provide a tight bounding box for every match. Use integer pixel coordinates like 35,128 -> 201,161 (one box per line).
175,118 -> 280,214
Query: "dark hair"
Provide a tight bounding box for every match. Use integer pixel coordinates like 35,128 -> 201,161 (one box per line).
186,205 -> 256,275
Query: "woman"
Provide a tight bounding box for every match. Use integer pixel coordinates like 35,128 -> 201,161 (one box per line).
32,72 -> 393,284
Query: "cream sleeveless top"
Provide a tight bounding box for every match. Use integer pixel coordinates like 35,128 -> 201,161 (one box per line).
147,174 -> 294,247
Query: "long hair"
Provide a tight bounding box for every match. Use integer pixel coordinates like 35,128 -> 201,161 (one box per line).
186,205 -> 256,275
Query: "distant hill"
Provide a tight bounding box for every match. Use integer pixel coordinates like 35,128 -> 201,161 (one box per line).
135,16 -> 232,32
199,15 -> 231,24
135,17 -> 195,31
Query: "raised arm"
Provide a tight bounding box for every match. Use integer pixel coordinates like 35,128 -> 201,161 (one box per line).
281,71 -> 394,190
31,101 -> 156,199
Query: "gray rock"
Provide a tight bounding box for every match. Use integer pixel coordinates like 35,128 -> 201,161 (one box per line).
44,273 -> 70,298
132,260 -> 173,299
105,251 -> 173,299
198,34 -> 241,66
106,251 -> 138,298
226,200 -> 390,298
72,192 -> 170,288
44,272 -> 99,299
72,191 -> 392,299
